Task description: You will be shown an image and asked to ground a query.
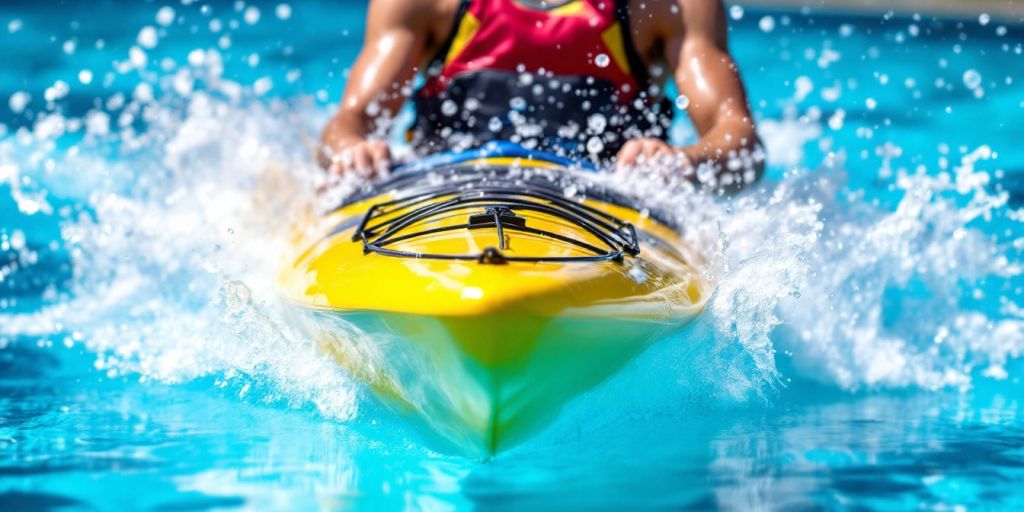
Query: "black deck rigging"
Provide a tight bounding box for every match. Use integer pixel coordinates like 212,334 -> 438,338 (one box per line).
350,168 -> 642,264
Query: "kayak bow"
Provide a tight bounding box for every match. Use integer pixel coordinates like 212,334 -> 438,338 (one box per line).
279,145 -> 712,453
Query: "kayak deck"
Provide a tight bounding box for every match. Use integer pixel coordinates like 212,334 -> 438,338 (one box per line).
279,164 -> 711,453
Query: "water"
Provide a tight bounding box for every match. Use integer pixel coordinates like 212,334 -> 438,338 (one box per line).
2,1 -> 1023,509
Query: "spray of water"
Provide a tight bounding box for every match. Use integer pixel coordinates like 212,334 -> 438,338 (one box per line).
776,146 -> 1024,390
1,18 -> 1022,429
1,57 -> 359,419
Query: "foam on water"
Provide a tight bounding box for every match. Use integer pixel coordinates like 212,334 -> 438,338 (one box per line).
1,58 -> 360,419
604,105 -> 1023,394
1,14 -> 1023,436
777,147 -> 1024,390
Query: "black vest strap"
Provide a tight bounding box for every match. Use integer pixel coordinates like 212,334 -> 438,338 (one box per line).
614,0 -> 653,98
424,0 -> 472,76
409,0 -> 673,162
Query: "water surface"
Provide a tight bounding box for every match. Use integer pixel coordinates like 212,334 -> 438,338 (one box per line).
2,1 -> 1023,510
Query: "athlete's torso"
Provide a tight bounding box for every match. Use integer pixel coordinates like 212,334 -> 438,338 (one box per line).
410,0 -> 673,162
418,0 -> 666,74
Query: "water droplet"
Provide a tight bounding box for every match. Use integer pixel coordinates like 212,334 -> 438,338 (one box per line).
488,117 -> 503,132
156,6 -> 176,26
759,15 -> 775,33
441,99 -> 458,116
9,230 -> 25,250
253,77 -> 273,96
128,46 -> 148,69
85,111 -> 109,136
181,50 -> 203,68
509,97 -> 527,111
674,95 -> 690,110
8,91 -> 30,113
137,26 -> 158,49
43,80 -> 70,102
220,280 -> 252,315
963,69 -> 982,89
595,54 -> 610,68
244,6 -> 261,25
794,76 -> 813,101
978,13 -> 991,26
627,265 -> 648,284
586,136 -> 604,155
729,5 -> 744,20
134,82 -> 154,102
696,163 -> 716,183
828,109 -> 845,130
587,113 -> 607,133
275,3 -> 292,20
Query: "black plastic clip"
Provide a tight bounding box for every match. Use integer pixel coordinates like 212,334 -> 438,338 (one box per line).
468,207 -> 526,228
478,247 -> 508,265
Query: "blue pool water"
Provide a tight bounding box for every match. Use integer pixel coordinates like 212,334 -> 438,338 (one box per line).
2,1 -> 1023,509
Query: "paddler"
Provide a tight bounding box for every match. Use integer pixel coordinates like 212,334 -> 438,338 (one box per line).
319,0 -> 764,188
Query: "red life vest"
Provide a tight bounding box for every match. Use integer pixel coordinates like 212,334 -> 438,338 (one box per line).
410,0 -> 671,161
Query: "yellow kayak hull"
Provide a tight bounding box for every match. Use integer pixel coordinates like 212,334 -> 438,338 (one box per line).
279,159 -> 712,453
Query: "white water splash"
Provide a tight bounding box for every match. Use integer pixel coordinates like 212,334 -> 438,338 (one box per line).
1,56 -> 359,419
605,109 -> 1022,395
776,147 -> 1024,390
1,31 -> 1022,425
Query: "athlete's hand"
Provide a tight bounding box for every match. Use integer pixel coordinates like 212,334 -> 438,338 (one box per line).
321,139 -> 391,177
615,138 -> 691,171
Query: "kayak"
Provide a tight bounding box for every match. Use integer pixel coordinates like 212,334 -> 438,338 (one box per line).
279,142 -> 712,454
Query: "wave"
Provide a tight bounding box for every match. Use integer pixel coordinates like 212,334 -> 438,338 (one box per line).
1,44 -> 1022,429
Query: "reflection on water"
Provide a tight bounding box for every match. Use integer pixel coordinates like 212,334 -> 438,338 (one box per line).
8,344 -> 1023,511
2,0 -> 1024,509
708,392 -> 1024,510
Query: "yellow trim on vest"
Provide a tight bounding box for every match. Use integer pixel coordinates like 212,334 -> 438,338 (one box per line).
459,156 -> 564,169
548,0 -> 589,17
445,12 -> 481,66
600,22 -> 633,76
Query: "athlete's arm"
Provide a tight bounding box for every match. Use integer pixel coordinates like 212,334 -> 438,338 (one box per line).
617,0 -> 763,188
319,0 -> 429,176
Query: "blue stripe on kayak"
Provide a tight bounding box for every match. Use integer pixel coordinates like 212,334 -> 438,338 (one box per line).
392,141 -> 598,175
